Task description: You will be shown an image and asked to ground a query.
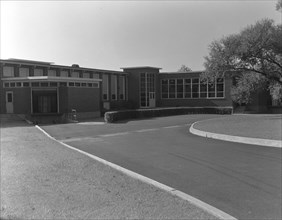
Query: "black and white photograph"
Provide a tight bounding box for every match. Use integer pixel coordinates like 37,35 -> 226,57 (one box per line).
1,1 -> 281,219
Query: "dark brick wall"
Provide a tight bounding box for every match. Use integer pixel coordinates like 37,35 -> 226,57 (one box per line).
58,87 -> 68,114
67,87 -> 100,113
0,88 -> 31,114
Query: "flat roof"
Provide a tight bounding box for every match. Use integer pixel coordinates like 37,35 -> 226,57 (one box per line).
121,66 -> 162,70
160,71 -> 204,74
1,59 -> 125,74
7,58 -> 54,65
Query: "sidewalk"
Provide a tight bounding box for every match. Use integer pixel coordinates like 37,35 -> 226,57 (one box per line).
190,114 -> 282,147
1,120 -> 220,220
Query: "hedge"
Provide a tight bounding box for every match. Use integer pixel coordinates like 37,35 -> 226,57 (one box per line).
104,106 -> 233,123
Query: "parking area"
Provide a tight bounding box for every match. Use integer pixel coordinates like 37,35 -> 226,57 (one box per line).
41,114 -> 282,220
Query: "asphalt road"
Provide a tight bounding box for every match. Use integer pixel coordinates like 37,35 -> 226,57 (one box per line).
42,115 -> 282,220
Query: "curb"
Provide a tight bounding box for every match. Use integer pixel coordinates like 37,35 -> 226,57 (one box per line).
36,125 -> 237,220
189,122 -> 282,148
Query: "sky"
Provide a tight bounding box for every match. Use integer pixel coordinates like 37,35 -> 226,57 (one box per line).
0,1 -> 281,72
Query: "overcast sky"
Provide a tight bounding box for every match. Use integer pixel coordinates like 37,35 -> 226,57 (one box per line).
1,1 -> 281,72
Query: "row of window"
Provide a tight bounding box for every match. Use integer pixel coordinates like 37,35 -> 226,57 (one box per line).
2,66 -> 100,79
161,78 -> 224,99
3,81 -> 99,88
102,75 -> 126,101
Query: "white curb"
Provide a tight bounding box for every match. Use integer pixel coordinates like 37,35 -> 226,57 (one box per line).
36,125 -> 237,220
190,122 -> 282,148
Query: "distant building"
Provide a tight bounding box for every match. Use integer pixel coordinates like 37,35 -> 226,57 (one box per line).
0,59 -> 278,123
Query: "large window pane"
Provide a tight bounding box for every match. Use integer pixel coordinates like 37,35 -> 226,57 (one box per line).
192,78 -> 199,98
3,66 -> 14,77
71,71 -> 79,78
119,76 -> 125,100
60,71 -> 68,77
48,70 -> 56,77
111,75 -> 117,100
169,79 -> 176,98
184,78 -> 191,98
161,79 -> 168,99
102,74 -> 109,100
34,68 -> 43,76
200,81 -> 207,98
216,78 -> 224,98
208,83 -> 216,98
19,67 -> 29,77
177,79 -> 184,98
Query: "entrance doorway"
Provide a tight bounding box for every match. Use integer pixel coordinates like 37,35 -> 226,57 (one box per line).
32,90 -> 58,113
6,91 -> 14,113
140,73 -> 156,108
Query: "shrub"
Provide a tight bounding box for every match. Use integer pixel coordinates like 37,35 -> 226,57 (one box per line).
104,107 -> 233,123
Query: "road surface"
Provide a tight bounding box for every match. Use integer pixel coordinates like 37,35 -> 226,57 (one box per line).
42,115 -> 282,219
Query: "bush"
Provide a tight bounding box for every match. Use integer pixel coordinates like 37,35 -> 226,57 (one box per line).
104,107 -> 233,123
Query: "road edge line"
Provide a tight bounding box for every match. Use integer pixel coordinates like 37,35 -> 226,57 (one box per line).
189,122 -> 282,148
36,125 -> 237,220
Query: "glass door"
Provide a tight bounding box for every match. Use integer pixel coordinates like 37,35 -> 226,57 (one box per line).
140,73 -> 155,108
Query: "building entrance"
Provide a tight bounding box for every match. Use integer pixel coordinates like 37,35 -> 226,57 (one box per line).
6,91 -> 14,113
32,89 -> 58,114
140,73 -> 155,108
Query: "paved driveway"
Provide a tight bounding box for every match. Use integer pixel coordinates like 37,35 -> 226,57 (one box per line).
41,115 -> 282,220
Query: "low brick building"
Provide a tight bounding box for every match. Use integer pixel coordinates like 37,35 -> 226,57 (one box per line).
0,59 -> 277,122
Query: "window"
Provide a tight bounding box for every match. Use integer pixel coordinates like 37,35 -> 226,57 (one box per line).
208,83 -> 216,98
71,71 -> 80,78
169,79 -> 176,98
40,82 -> 49,87
16,82 -> 22,87
48,69 -> 56,77
4,83 -> 9,88
3,66 -> 14,77
216,78 -> 224,97
119,76 -> 125,100
83,72 -> 90,78
92,82 -> 99,88
60,70 -> 68,77
192,78 -> 199,98
184,79 -> 191,98
161,77 -> 225,99
111,75 -> 117,100
7,93 -> 13,102
10,82 -> 15,87
93,73 -> 99,79
200,80 -> 208,98
161,79 -> 169,99
34,68 -> 43,76
23,82 -> 29,87
102,74 -> 109,100
19,68 -> 29,77
177,79 -> 184,98
50,82 -> 58,87
32,90 -> 57,113
59,82 -> 67,87
69,82 -> 75,87
31,82 -> 40,87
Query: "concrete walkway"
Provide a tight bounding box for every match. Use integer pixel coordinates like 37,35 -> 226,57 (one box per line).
190,114 -> 282,147
1,120 -> 222,220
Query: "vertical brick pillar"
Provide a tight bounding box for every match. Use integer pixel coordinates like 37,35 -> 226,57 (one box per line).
14,65 -> 20,77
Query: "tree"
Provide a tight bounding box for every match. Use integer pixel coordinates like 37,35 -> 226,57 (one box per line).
202,18 -> 282,104
178,65 -> 192,72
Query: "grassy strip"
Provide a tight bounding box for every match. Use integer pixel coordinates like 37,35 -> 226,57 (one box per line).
104,107 -> 233,123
